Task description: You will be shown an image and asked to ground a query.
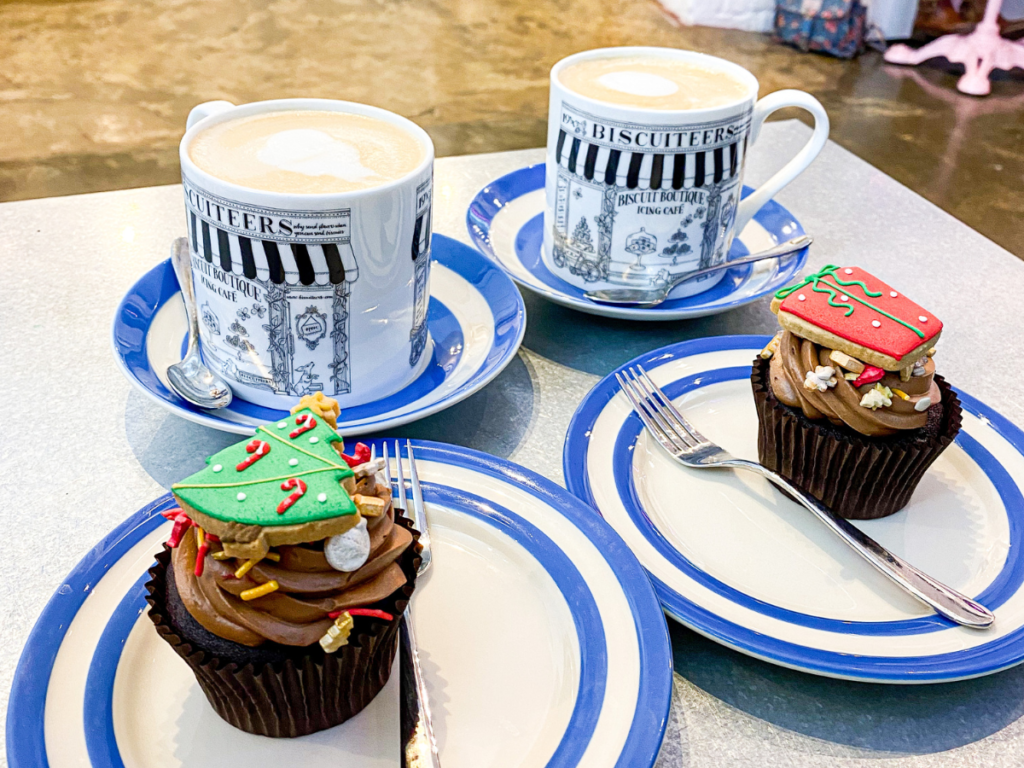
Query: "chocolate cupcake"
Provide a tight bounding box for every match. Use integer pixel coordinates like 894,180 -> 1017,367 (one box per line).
753,266 -> 962,520
145,393 -> 418,737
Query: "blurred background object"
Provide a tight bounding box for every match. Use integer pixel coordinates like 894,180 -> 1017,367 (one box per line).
887,0 -> 1024,95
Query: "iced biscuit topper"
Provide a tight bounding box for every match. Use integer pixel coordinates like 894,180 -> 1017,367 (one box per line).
169,395 -> 379,559
770,265 -> 942,371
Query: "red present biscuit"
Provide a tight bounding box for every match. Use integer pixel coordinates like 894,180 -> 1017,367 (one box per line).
769,265 -> 942,371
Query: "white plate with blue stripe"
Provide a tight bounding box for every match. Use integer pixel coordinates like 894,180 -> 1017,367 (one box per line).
466,165 -> 809,321
112,234 -> 526,436
563,335 -> 1024,683
7,441 -> 672,768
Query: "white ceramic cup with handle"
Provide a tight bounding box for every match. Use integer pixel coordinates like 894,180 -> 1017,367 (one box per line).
178,98 -> 434,410
544,47 -> 828,298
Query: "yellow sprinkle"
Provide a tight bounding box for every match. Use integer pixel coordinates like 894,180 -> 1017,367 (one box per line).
212,550 -> 232,561
240,580 -> 279,601
234,557 -> 261,579
891,389 -> 910,400
264,552 -> 281,562
195,526 -> 205,548
844,372 -> 858,380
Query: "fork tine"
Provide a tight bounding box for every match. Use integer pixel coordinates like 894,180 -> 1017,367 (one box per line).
617,372 -> 688,454
627,367 -> 697,449
636,364 -> 707,446
383,441 -> 392,486
406,440 -> 426,531
393,440 -> 407,512
370,442 -> 376,462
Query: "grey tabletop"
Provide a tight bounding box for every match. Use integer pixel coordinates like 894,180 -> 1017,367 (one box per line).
4,120 -> 1024,767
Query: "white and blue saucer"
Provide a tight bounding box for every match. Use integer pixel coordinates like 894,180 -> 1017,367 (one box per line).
7,441 -> 672,768
467,165 -> 808,321
564,335 -> 1024,683
112,235 -> 526,436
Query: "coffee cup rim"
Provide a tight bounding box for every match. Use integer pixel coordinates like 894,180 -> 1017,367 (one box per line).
550,46 -> 760,117
179,98 -> 435,203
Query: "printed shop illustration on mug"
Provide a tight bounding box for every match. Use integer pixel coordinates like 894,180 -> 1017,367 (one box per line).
550,104 -> 751,288
183,179 -> 432,399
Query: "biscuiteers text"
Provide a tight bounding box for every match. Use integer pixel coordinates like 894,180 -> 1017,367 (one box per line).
561,109 -> 750,151
184,182 -> 352,241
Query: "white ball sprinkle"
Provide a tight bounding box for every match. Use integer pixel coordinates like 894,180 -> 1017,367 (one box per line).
797,294 -> 806,301
309,436 -> 319,444
844,268 -> 853,274
277,421 -> 287,428
289,458 -> 298,466
839,294 -> 848,302
890,291 -> 898,298
872,320 -> 881,328
919,315 -> 928,322
212,464 -> 222,472
236,492 -> 246,501
318,493 -> 327,502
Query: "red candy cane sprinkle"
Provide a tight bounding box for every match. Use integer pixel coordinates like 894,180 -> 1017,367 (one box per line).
853,365 -> 886,388
160,507 -> 183,520
289,413 -> 317,439
236,439 -> 271,471
341,442 -> 372,468
166,513 -> 193,548
277,478 -> 308,514
329,608 -> 394,621
194,530 -> 210,578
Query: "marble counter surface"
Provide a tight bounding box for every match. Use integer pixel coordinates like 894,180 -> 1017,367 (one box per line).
4,120 -> 1024,767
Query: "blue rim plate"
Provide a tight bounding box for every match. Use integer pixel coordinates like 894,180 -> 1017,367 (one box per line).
563,335 -> 1024,683
7,441 -> 672,768
112,234 -> 526,435
467,165 -> 809,321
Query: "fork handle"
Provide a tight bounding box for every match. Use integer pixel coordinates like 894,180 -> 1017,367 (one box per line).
724,459 -> 994,629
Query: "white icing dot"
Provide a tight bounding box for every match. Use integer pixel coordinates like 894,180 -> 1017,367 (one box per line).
919,315 -> 928,322
872,320 -> 881,328
797,294 -> 806,301
844,268 -> 853,274
309,436 -> 319,444
839,294 -> 849,302
318,492 -> 328,502
890,291 -> 898,298
236,492 -> 246,501
289,458 -> 299,466
277,421 -> 287,428
212,464 -> 222,472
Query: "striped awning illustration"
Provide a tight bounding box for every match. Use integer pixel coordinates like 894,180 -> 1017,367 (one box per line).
554,129 -> 744,190
187,213 -> 358,286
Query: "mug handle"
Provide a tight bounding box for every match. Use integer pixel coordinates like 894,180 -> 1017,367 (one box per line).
733,90 -> 829,234
186,100 -> 235,131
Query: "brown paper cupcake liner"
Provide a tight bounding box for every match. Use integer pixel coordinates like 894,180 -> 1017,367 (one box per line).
145,514 -> 420,738
751,356 -> 962,520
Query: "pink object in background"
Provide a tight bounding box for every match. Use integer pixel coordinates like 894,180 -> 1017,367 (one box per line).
884,0 -> 1024,96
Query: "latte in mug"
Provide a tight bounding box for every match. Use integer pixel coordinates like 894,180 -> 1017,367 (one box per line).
189,110 -> 426,195
558,55 -> 752,111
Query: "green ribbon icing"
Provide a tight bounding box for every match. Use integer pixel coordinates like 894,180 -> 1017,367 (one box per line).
172,408 -> 356,527
774,265 -> 926,339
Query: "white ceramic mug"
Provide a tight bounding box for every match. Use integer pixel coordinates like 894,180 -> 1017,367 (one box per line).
179,98 -> 434,409
544,47 -> 828,298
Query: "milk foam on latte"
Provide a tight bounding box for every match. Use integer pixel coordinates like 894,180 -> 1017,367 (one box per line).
189,110 -> 425,194
558,56 -> 751,110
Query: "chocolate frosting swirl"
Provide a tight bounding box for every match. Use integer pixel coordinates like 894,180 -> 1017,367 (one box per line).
769,331 -> 941,437
172,472 -> 413,647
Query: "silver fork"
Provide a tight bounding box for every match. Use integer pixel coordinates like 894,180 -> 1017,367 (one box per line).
617,365 -> 995,629
385,441 -> 440,767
